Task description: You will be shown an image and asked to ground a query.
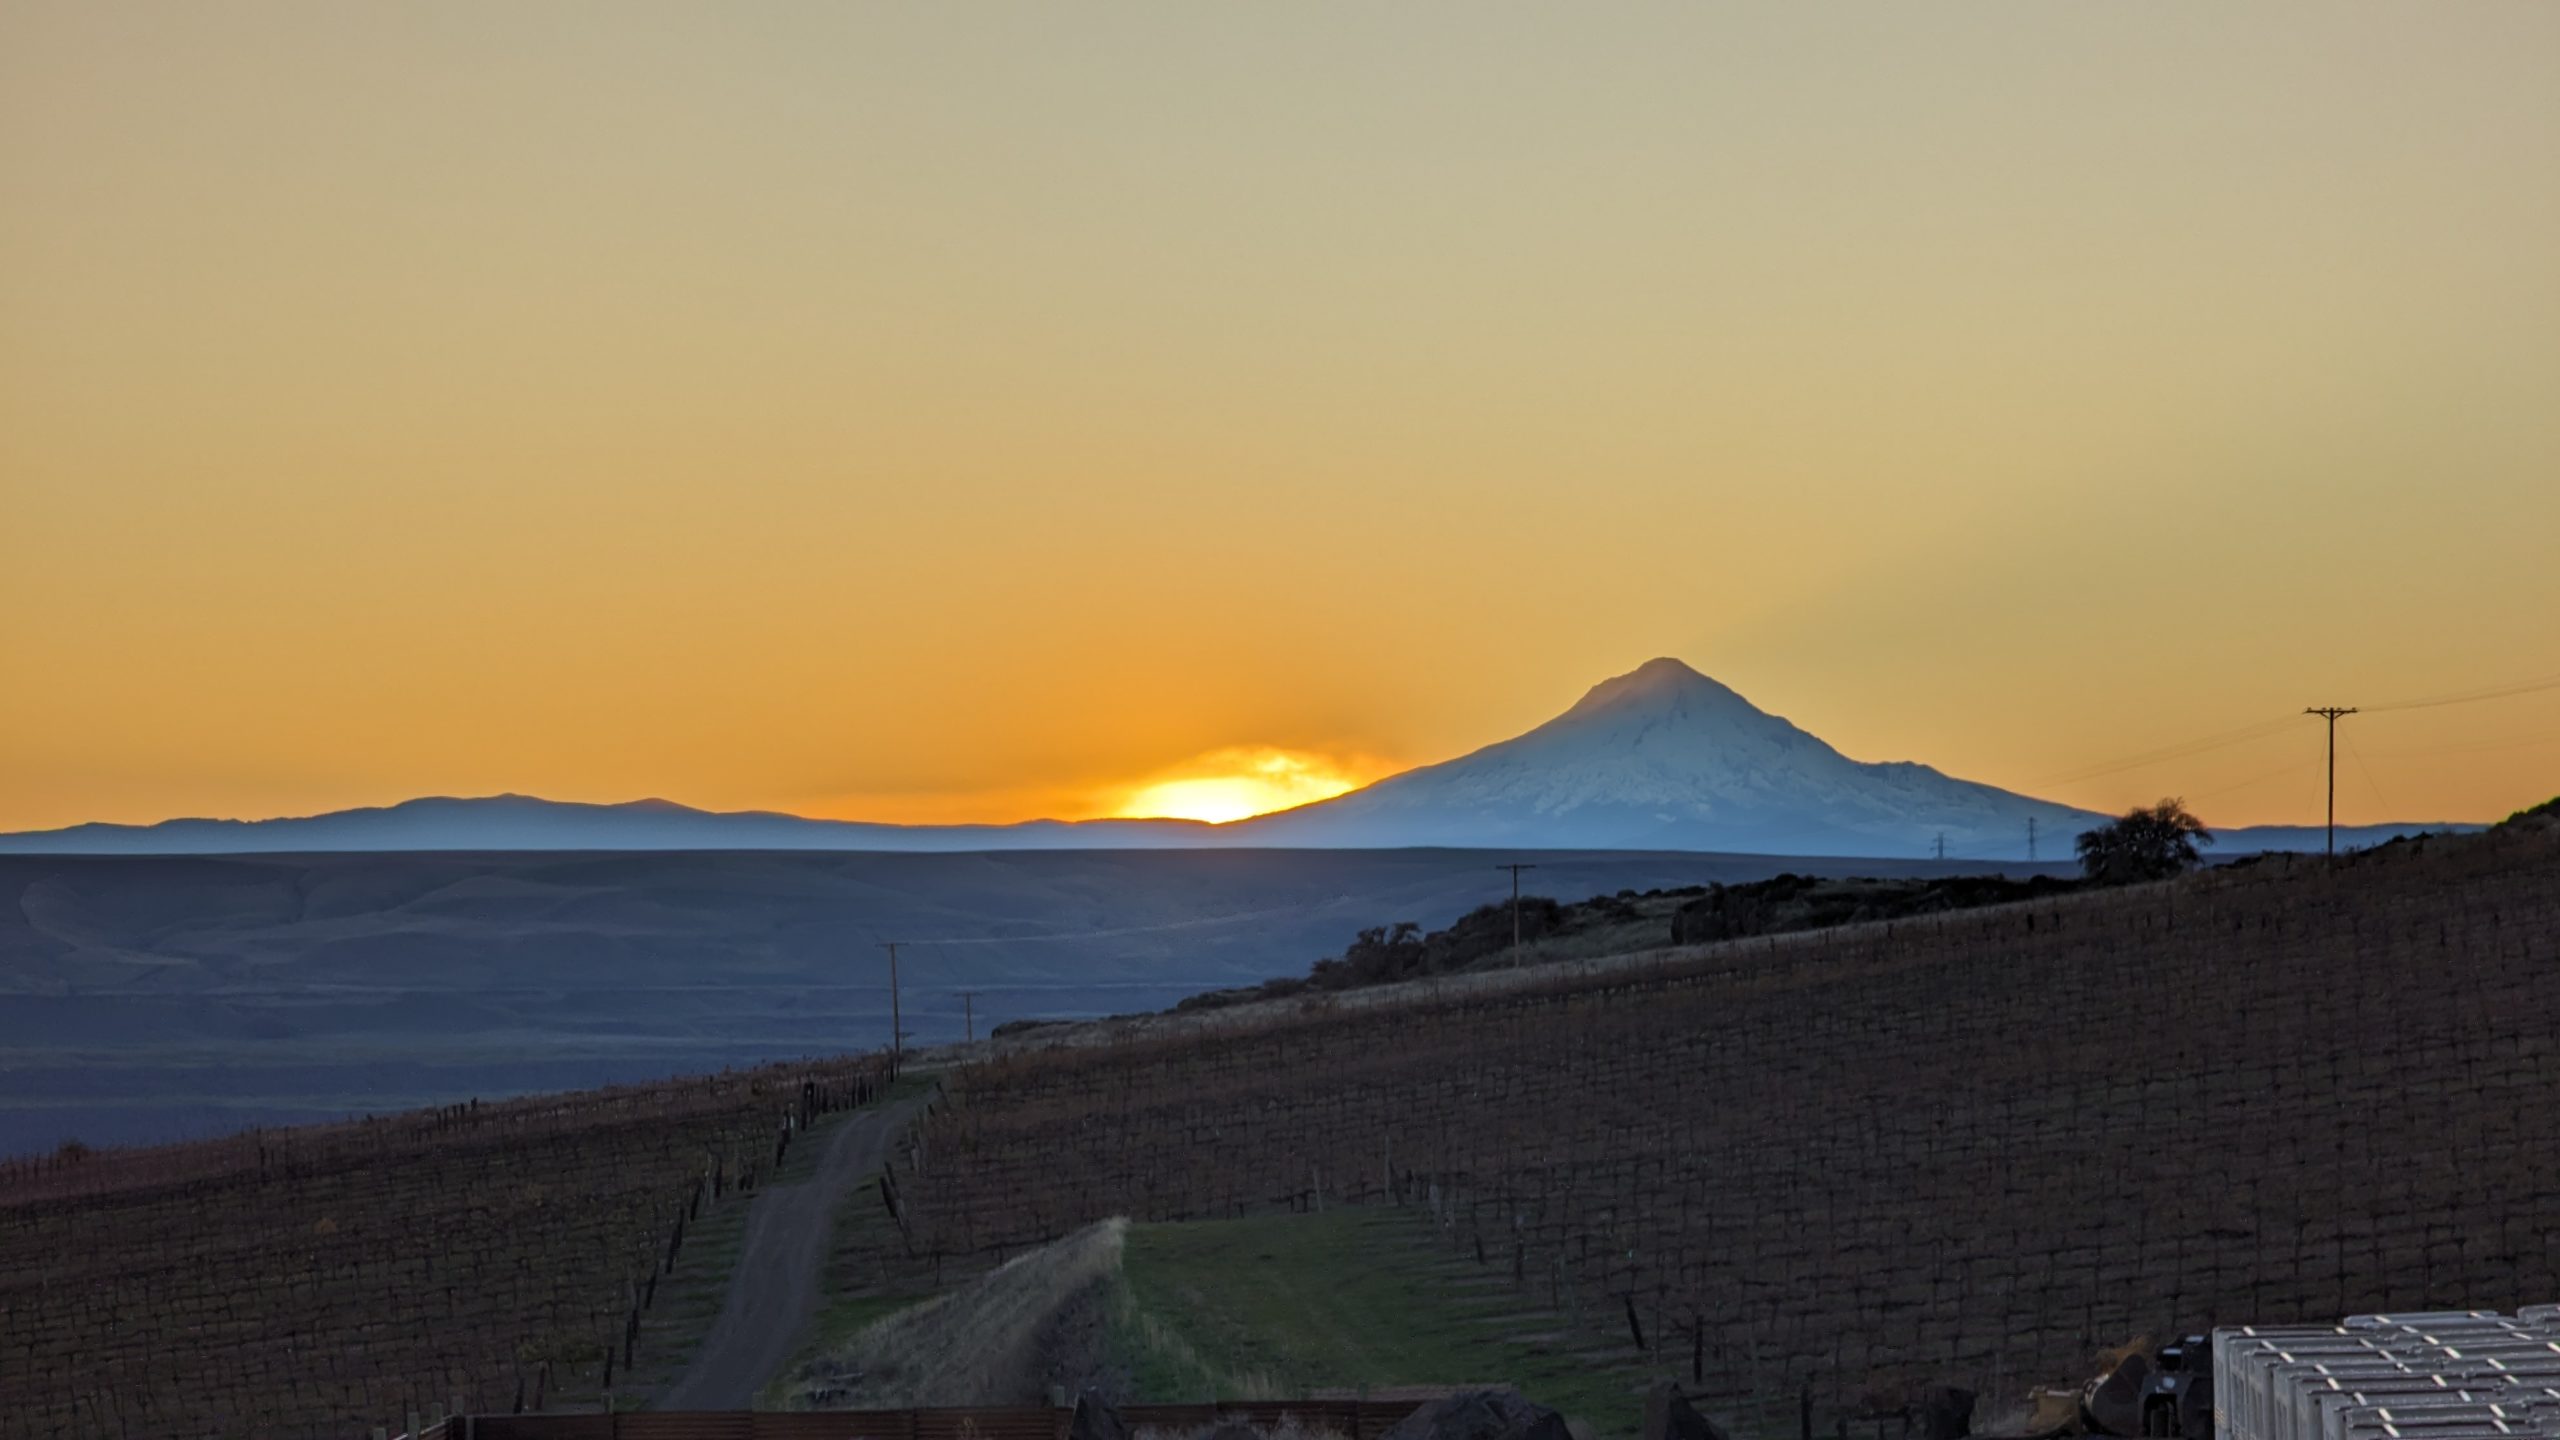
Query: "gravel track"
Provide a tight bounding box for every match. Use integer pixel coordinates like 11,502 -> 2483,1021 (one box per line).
660,1094 -> 926,1409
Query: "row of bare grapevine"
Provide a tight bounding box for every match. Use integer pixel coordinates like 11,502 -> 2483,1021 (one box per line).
892,825 -> 2560,1412
0,1055 -> 892,1439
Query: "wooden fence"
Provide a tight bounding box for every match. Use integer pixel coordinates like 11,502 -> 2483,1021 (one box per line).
405,1399 -> 1434,1440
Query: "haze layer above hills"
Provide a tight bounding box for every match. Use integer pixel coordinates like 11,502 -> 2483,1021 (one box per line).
0,846 -> 2043,1157
0,661 -> 2455,859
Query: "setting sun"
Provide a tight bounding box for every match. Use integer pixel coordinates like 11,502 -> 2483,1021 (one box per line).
1112,748 -> 1376,824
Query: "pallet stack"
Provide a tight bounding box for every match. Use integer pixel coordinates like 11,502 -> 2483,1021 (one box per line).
2216,1307 -> 2560,1440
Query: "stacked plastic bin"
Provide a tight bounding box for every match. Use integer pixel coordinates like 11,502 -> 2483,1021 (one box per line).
2215,1308 -> 2560,1440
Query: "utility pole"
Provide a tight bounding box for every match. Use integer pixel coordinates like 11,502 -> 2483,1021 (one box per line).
878,942 -> 903,1062
1934,832 -> 1947,862
2304,706 -> 2359,857
1494,863 -> 1538,957
2027,816 -> 2038,863
960,990 -> 977,1044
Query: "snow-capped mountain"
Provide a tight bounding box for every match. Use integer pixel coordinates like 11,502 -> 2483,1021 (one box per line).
0,660 -> 2458,858
1233,658 -> 2101,857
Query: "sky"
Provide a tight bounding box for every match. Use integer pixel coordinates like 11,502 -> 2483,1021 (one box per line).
5,3 -> 2558,833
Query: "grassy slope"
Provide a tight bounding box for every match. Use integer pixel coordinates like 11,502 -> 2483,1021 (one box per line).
782,1219 -> 1130,1409
1112,1209 -> 1648,1436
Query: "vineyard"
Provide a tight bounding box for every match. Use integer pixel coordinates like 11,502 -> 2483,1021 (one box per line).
895,814 -> 2560,1420
0,1054 -> 892,1439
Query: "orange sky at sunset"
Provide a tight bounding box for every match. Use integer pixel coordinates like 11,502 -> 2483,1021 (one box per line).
5,5 -> 2558,835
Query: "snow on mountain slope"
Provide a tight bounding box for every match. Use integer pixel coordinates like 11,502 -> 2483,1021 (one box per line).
0,660 -> 2461,858
1234,658 -> 2102,857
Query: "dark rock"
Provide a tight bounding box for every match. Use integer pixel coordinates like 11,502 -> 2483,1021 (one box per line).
1383,1389 -> 1574,1440
1641,1380 -> 1730,1440
1070,1390 -> 1130,1440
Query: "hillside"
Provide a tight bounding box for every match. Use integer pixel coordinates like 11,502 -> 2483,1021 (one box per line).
0,846 -> 2015,1157
892,799 -> 2560,1416
4,802 -> 2548,1436
0,1054 -> 894,1438
1171,870 -> 2086,1012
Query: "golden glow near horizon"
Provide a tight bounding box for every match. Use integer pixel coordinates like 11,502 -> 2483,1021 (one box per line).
4,5 -> 2558,835
1112,748 -> 1380,825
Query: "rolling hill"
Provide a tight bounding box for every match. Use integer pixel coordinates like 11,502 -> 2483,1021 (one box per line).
0,845 -> 2040,1156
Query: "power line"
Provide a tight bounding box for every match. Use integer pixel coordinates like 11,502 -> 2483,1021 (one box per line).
2186,757 -> 2321,804
2364,668 -> 2560,714
2344,728 -> 2389,814
2027,715 -> 2300,789
2369,727 -> 2560,759
2026,662 -> 2560,792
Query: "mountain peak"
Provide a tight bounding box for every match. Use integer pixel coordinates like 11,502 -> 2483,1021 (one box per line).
1561,657 -> 1753,721
1223,654 -> 2115,857
1627,656 -> 1708,687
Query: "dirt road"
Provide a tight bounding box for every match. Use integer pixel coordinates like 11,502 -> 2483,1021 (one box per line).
660,1093 -> 926,1409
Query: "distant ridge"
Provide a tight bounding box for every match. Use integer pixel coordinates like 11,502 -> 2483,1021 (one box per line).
0,793 -> 1207,854
0,661 -> 2469,858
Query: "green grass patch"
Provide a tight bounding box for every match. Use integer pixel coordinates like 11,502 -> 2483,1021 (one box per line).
809,1289 -> 936,1353
1112,1208 -> 1645,1436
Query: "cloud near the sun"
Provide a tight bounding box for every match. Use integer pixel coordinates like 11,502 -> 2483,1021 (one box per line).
1109,746 -> 1392,824
793,746 -> 1396,827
